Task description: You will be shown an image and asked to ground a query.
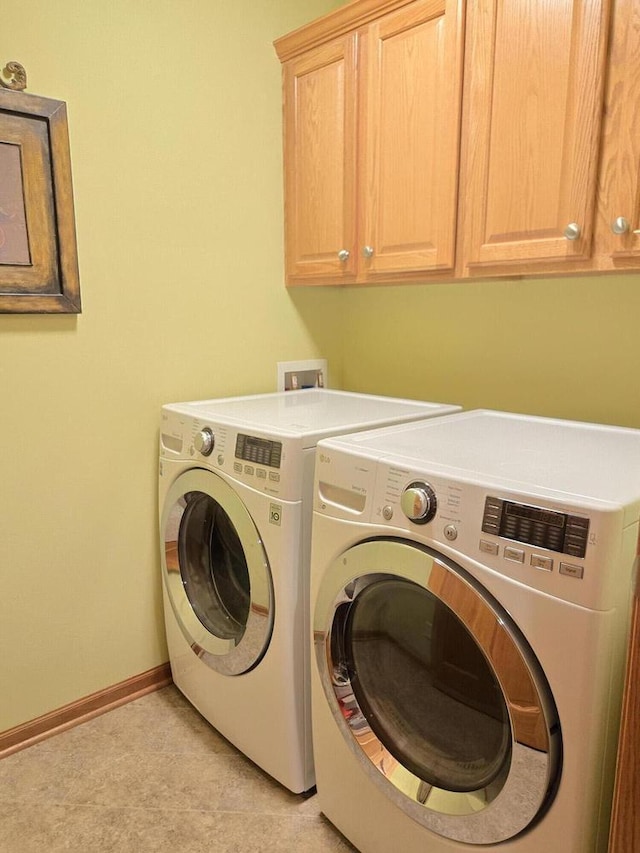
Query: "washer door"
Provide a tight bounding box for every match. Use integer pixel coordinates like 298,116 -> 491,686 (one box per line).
161,468 -> 274,676
314,538 -> 562,845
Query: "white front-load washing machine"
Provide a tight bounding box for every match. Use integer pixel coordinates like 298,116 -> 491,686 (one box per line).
310,409 -> 640,850
158,389 -> 460,793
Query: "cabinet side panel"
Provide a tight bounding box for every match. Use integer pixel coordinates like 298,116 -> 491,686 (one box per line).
608,593 -> 640,852
596,0 -> 640,262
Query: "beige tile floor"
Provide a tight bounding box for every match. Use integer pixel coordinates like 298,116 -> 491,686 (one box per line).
0,685 -> 357,852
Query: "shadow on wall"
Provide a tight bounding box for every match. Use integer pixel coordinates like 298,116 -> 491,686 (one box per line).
288,287 -> 347,388
292,273 -> 640,429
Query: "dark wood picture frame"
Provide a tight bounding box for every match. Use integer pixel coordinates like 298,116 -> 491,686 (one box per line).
0,88 -> 81,313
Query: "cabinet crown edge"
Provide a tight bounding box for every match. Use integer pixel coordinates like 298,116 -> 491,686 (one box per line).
274,0 -> 423,62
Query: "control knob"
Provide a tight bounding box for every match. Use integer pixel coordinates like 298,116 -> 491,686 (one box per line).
401,481 -> 437,524
194,427 -> 215,456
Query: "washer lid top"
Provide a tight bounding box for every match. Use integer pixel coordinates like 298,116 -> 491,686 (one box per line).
162,390 -> 460,448
317,409 -> 640,508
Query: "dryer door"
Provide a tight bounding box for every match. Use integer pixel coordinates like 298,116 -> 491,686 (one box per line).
314,538 -> 561,845
161,468 -> 273,676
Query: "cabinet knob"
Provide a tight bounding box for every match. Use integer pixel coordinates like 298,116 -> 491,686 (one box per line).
563,223 -> 581,241
611,217 -> 630,235
337,249 -> 350,262
362,245 -> 374,259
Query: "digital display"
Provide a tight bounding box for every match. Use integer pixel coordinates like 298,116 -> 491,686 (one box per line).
235,433 -> 282,469
503,502 -> 566,529
482,496 -> 589,559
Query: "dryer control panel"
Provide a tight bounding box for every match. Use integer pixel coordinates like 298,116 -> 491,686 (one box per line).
235,433 -> 282,469
482,497 -> 590,559
160,408 -> 306,501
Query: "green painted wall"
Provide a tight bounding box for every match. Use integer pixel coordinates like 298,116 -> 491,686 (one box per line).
330,274 -> 640,429
2,0 -> 637,736
0,0 -> 343,732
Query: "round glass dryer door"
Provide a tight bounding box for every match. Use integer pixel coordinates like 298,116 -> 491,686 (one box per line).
314,539 -> 562,845
161,468 -> 273,676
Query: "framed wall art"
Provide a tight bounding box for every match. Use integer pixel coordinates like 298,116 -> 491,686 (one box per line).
0,71 -> 81,313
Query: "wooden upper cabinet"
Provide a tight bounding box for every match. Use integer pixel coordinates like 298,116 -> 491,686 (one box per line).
282,35 -> 358,284
359,0 -> 465,280
276,0 -> 640,285
459,0 -> 611,275
594,0 -> 640,267
275,0 -> 465,286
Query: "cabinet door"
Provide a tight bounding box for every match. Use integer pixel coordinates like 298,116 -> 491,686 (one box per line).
282,35 -> 358,285
360,0 -> 465,278
460,0 -> 611,273
596,0 -> 640,262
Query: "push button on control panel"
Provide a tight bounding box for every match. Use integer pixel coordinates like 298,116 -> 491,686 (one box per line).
444,524 -> 458,541
531,554 -> 554,572
481,498 -> 502,536
564,518 -> 590,558
504,546 -> 525,563
559,562 -> 584,579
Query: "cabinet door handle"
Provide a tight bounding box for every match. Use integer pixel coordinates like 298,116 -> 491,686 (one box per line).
362,245 -> 374,259
563,223 -> 581,241
611,217 -> 630,235
337,249 -> 350,262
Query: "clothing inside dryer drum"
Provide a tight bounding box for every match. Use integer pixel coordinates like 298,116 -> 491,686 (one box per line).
178,491 -> 251,643
344,579 -> 512,793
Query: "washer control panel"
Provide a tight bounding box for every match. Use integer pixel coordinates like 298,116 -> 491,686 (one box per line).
481,496 -> 590,559
313,441 -> 632,611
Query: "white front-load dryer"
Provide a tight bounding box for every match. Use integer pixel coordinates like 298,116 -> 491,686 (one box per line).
158,389 -> 460,793
310,410 -> 640,849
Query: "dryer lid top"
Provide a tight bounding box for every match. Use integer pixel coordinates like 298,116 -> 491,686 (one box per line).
162,390 -> 460,448
319,409 -> 640,508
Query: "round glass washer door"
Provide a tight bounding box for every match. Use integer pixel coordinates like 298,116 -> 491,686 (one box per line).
161,468 -> 273,676
314,538 -> 562,845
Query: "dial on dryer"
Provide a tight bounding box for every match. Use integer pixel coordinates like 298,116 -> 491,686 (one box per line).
401,481 -> 437,524
194,427 -> 215,456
